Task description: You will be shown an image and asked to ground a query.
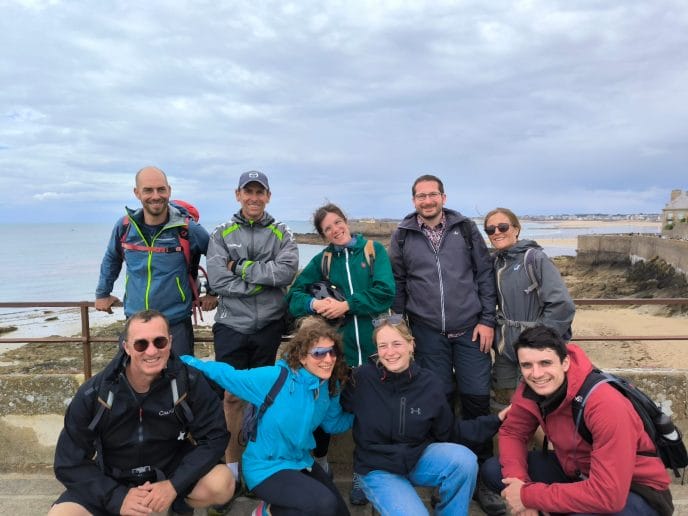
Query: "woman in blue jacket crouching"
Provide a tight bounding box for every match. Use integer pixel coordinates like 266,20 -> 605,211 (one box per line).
181,317 -> 353,516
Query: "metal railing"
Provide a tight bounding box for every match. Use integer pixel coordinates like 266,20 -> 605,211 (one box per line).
1,299 -> 688,379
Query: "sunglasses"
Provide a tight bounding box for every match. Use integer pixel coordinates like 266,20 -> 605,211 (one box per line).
308,346 -> 339,360
132,336 -> 169,352
372,313 -> 405,327
484,223 -> 511,235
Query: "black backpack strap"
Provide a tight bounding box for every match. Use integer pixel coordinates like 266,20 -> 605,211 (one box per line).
396,228 -> 408,253
572,369 -> 609,444
458,219 -> 477,275
256,367 -> 288,421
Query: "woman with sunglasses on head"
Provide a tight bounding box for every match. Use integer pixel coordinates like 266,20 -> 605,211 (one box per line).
483,208 -> 575,408
340,314 -> 509,516
286,203 -> 395,504
180,316 -> 353,516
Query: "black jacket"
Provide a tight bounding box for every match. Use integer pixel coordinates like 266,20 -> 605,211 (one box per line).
389,209 -> 496,333
341,361 -> 500,475
53,352 -> 228,515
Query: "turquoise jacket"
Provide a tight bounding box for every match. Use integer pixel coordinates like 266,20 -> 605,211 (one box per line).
180,356 -> 353,489
286,236 -> 395,366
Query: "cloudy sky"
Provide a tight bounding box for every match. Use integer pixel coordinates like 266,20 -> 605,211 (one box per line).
2,0 -> 686,226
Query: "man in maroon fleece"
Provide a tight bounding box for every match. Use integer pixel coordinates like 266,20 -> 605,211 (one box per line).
480,325 -> 672,516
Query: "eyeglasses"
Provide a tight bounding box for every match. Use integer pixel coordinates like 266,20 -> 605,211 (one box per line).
413,191 -> 442,202
308,347 -> 339,360
372,313 -> 405,327
484,223 -> 511,235
131,336 -> 169,352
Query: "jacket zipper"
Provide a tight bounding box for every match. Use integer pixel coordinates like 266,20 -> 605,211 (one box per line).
343,248 -> 362,366
399,396 -> 407,435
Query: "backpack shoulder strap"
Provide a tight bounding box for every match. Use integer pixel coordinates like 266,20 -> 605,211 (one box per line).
572,369 -> 616,444
321,251 -> 333,280
523,248 -> 542,299
172,364 -> 194,426
256,367 -> 289,420
396,228 -> 408,253
458,220 -> 473,252
87,352 -> 128,432
364,239 -> 376,277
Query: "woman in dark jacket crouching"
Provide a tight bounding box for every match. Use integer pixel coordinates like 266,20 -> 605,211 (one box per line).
340,314 -> 508,516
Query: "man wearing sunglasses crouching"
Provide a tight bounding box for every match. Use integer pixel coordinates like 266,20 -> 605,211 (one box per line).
49,309 -> 234,516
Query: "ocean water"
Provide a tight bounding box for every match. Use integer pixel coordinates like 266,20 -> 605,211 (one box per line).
0,220 -> 658,338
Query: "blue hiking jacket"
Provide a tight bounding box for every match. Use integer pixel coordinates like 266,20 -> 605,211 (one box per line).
96,204 -> 209,324
180,356 -> 353,490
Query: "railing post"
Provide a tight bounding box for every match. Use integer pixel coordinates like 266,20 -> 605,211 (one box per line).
80,303 -> 92,379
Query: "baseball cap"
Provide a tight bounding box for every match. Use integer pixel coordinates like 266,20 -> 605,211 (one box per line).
238,170 -> 270,191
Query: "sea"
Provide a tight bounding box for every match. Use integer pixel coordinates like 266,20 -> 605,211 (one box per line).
0,220 -> 659,340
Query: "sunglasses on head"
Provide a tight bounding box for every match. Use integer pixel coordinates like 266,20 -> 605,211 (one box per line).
132,336 -> 169,352
484,223 -> 511,235
372,313 -> 405,327
308,346 -> 339,360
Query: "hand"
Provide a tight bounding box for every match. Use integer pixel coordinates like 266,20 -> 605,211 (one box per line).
517,509 -> 540,516
472,323 -> 494,353
95,295 -> 121,314
140,480 -> 178,513
120,485 -> 153,515
501,477 -> 527,515
314,298 -> 349,319
199,294 -> 218,311
498,404 -> 512,422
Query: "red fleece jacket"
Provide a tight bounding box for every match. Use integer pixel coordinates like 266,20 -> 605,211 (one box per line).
499,344 -> 670,514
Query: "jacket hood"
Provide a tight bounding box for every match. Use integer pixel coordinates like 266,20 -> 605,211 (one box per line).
276,358 -> 325,392
125,204 -> 188,228
325,233 -> 367,253
377,360 -> 421,383
398,208 -> 468,230
232,210 -> 275,227
563,344 -> 595,399
496,239 -> 542,258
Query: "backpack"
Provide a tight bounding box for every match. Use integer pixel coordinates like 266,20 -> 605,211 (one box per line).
117,201 -> 204,323
572,368 -> 688,479
239,367 -> 289,446
320,239 -> 376,280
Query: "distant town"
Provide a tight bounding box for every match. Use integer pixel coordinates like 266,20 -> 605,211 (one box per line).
519,213 -> 662,222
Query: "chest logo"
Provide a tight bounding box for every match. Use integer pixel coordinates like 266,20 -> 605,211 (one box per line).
410,407 -> 422,415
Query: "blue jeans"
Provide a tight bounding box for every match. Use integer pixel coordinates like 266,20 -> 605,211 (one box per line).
410,319 -> 491,400
481,453 -> 659,515
359,442 -> 478,516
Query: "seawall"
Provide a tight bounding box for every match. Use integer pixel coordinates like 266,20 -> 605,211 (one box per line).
577,234 -> 688,274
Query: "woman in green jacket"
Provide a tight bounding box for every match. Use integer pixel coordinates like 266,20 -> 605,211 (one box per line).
286,203 -> 395,504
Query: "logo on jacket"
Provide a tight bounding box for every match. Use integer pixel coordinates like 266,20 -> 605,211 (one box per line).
513,264 -> 522,271
410,407 -> 422,415
177,431 -> 186,441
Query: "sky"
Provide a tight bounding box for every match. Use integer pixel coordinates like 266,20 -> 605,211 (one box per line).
1,0 -> 687,226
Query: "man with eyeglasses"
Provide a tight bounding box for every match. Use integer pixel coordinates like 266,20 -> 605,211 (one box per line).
50,309 -> 234,516
389,174 -> 497,461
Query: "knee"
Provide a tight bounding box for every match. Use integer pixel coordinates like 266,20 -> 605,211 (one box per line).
306,490 -> 340,515
479,457 -> 503,492
193,465 -> 235,506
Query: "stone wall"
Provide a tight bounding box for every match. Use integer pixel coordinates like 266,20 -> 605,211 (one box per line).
577,234 -> 688,274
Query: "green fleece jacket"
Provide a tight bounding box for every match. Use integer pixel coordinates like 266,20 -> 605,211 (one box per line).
287,236 -> 395,366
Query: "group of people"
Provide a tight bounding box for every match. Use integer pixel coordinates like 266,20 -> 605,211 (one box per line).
47,168 -> 674,515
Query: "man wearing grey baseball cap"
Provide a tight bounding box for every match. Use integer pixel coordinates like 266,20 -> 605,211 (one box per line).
205,170 -> 299,506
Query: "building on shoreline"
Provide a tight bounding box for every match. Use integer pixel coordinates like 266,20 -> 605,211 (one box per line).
662,189 -> 688,239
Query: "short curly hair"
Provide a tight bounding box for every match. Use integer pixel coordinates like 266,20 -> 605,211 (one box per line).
283,316 -> 349,395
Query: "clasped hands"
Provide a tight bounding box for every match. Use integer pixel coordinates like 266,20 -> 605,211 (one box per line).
312,297 -> 349,319
120,479 -> 177,515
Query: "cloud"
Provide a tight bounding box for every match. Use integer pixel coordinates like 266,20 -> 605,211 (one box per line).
1,0 -> 686,223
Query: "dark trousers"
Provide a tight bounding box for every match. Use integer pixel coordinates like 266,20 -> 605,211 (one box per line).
410,319 -> 493,461
481,452 -> 659,516
212,318 -> 284,368
252,462 -> 350,516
